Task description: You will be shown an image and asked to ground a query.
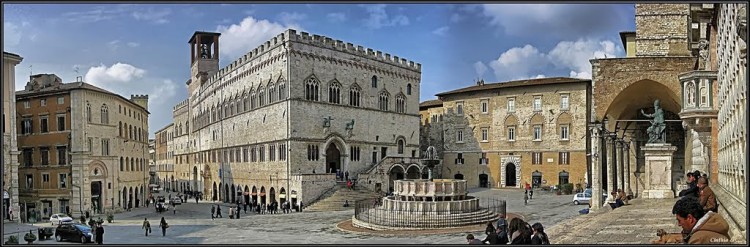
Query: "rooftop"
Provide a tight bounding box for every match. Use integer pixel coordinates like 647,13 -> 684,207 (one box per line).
435,77 -> 590,97
16,79 -> 150,114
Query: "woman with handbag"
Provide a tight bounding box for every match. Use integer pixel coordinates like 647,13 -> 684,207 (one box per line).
159,217 -> 169,236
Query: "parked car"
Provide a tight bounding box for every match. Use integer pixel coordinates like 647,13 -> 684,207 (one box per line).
54,223 -> 93,243
573,193 -> 592,205
584,188 -> 608,199
171,197 -> 182,205
49,213 -> 73,226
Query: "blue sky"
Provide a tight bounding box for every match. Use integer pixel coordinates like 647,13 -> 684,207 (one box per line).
3,3 -> 636,137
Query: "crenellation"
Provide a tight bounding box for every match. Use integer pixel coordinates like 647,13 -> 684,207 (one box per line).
357,45 -> 364,53
346,42 -> 354,51
376,51 -> 383,60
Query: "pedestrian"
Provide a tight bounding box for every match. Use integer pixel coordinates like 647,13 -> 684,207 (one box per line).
216,205 -> 222,218
128,201 -> 132,212
524,191 -> 529,205
95,222 -> 104,244
195,196 -> 198,204
531,222 -> 550,244
8,207 -> 13,221
345,171 -> 349,181
159,217 -> 168,237
529,189 -> 534,200
236,206 -> 240,219
142,218 -> 151,236
672,196 -> 730,244
210,205 -> 215,220
229,206 -> 234,219
697,177 -> 718,213
173,205 -> 176,215
466,234 -> 483,244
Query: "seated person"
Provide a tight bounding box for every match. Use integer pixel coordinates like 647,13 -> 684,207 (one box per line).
616,189 -> 627,206
605,191 -> 620,209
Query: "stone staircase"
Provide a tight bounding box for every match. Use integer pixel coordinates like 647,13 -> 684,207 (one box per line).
305,182 -> 381,212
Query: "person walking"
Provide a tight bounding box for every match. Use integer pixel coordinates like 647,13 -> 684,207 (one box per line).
531,222 -> 550,244
524,191 -> 529,205
95,222 -> 104,244
235,206 -> 240,219
142,218 -> 151,236
216,205 -> 223,218
159,217 -> 168,237
344,171 -> 349,181
529,189 -> 534,200
211,205 -> 215,220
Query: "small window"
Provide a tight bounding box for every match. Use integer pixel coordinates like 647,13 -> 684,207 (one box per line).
481,128 -> 489,142
57,97 -> 64,105
533,96 -> 542,111
533,125 -> 542,141
23,101 -> 30,108
57,115 -> 66,131
481,99 -> 488,114
507,98 -> 515,112
456,153 -> 464,164
560,94 -> 569,110
559,152 -> 570,165
507,126 -> 516,141
456,102 -> 464,115
40,99 -> 46,106
406,84 -> 412,95
532,152 -> 542,165
42,174 -> 50,183
59,173 -> 67,189
560,125 -> 569,140
456,129 -> 464,143
371,75 -> 378,88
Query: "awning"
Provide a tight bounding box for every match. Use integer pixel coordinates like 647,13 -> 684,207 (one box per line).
290,194 -> 297,198
279,194 -> 286,199
149,184 -> 160,188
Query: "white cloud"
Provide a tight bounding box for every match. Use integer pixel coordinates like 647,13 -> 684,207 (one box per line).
148,79 -> 177,106
127,42 -> 140,48
479,4 -> 631,40
473,61 -> 488,77
361,4 -> 410,29
107,40 -> 121,51
432,26 -> 449,36
327,12 -> 347,23
487,39 -> 622,81
132,8 -> 171,24
216,16 -> 299,60
84,63 -> 146,86
3,22 -> 22,46
278,12 -> 306,25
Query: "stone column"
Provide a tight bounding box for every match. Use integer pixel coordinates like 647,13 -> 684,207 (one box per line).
625,141 -> 632,195
606,134 -> 615,195
589,124 -> 604,209
617,140 -> 624,191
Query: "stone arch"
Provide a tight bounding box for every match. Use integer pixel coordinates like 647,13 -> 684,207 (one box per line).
395,135 -> 406,154
322,133 -> 347,171
212,182 -> 217,201
500,156 -> 521,188
269,187 -> 276,204
88,160 -> 108,177
405,164 -> 421,179
556,112 -> 573,124
529,113 -> 545,125
251,186 -> 258,204
597,79 -> 681,125
244,185 -> 250,205
504,114 -> 519,126
260,186 -> 266,205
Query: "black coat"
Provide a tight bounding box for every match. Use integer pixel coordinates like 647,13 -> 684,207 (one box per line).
679,181 -> 700,198
510,231 -> 532,245
95,226 -> 104,243
531,233 -> 549,244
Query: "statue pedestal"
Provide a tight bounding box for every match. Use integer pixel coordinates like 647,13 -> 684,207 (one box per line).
641,144 -> 677,199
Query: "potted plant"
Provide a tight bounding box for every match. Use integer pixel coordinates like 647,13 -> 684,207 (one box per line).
561,183 -> 574,195
106,213 -> 114,223
5,235 -> 19,244
23,230 -> 37,244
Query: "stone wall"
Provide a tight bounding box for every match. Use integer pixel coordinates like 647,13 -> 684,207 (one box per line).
635,4 -> 692,57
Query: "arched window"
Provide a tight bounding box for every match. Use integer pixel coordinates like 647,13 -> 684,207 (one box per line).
118,122 -> 122,136
101,104 -> 109,124
268,83 -> 276,103
86,102 -> 91,122
686,80 -> 696,107
328,81 -> 341,104
241,93 -> 248,112
211,106 -> 216,122
371,75 -> 377,88
278,79 -> 286,100
251,91 -> 257,109
305,78 -> 319,101
407,84 -> 412,95
223,101 -> 229,118
258,87 -> 266,106
395,93 -> 406,113
379,91 -> 390,111
397,139 -> 404,154
230,101 -> 235,116
699,79 -> 708,107
185,121 -> 189,133
349,84 -> 361,107
120,157 -> 124,171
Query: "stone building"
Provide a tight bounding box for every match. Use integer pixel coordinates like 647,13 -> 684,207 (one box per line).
154,123 -> 174,192
3,51 -> 23,221
15,74 -> 150,220
164,30 -> 421,206
421,78 -> 591,190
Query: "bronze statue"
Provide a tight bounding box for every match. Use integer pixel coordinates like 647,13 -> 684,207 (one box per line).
641,99 -> 666,143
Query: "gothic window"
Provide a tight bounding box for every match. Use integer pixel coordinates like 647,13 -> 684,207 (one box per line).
119,122 -> 122,136
305,78 -> 320,101
371,75 -> 378,88
101,104 -> 109,124
349,84 -> 361,107
406,84 -> 412,95
397,139 -> 404,154
211,106 -> 216,122
242,92 -> 249,112
395,93 -> 406,113
258,87 -> 266,106
268,83 -> 276,103
86,102 -> 91,122
278,79 -> 286,100
230,102 -> 235,116
379,91 -> 390,111
328,81 -> 341,104
251,91 -> 257,109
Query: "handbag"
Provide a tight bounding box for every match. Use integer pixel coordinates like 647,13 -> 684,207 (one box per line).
164,223 -> 169,229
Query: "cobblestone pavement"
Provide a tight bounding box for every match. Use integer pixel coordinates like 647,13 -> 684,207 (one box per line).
4,188 -> 588,244
546,197 -> 683,244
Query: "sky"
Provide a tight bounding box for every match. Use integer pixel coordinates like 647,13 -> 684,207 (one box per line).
3,3 -> 636,138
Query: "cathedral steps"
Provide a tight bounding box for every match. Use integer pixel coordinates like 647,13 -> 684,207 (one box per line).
304,184 -> 381,212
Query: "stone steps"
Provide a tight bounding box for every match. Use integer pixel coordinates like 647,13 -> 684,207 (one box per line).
353,209 -> 500,230
305,186 -> 381,212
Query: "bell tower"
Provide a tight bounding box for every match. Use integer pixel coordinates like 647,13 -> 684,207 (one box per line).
187,31 -> 221,94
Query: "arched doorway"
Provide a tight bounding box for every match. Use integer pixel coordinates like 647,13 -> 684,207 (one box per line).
454,173 -> 464,180
405,165 -> 421,179
122,187 -> 127,209
236,185 -> 242,203
128,187 -> 133,208
479,174 -> 489,188
212,182 -> 217,201
558,170 -> 570,186
244,186 -> 250,205
532,171 -> 543,189
269,187 -> 276,205
505,163 -> 517,187
218,182 -> 222,201
325,143 -> 341,174
260,187 -> 266,205
279,188 -> 286,205
388,165 -> 405,193
231,185 -> 236,203
251,186 -> 258,205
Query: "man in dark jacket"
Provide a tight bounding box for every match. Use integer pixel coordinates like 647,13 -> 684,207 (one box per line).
95,223 -> 104,244
678,171 -> 700,198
